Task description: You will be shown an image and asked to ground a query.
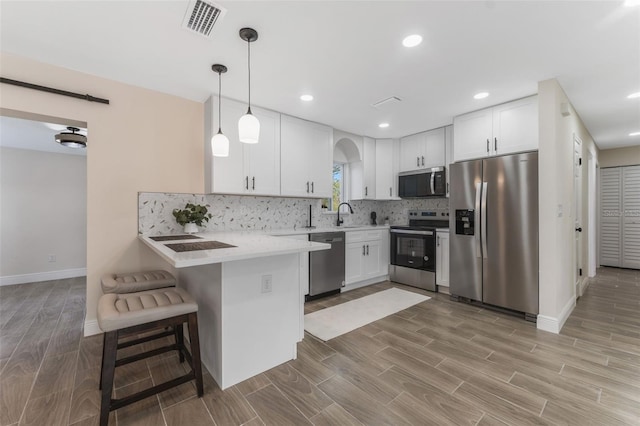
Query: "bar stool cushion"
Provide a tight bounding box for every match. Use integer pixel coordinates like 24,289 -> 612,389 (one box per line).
98,287 -> 197,332
101,270 -> 176,294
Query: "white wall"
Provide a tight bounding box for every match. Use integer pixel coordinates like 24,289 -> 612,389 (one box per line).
1,147 -> 87,284
599,146 -> 640,168
537,78 -> 599,333
0,52 -> 204,335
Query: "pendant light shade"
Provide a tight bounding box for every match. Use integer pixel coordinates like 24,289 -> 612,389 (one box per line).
238,27 -> 260,144
211,63 -> 229,157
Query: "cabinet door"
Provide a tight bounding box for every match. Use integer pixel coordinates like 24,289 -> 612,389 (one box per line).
363,137 -> 376,199
622,166 -> 640,269
399,133 -> 424,172
600,168 -> 621,267
444,125 -> 453,198
453,108 -> 493,162
492,95 -> 538,156
363,240 -> 383,279
245,106 -> 281,196
436,233 -> 450,287
280,115 -> 314,197
375,139 -> 396,200
211,96 -> 246,194
423,127 -> 445,169
345,243 -> 365,284
307,122 -> 333,198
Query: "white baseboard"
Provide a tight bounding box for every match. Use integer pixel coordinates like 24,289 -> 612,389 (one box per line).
0,268 -> 86,286
84,319 -> 102,337
578,277 -> 590,297
536,296 -> 575,334
342,275 -> 389,292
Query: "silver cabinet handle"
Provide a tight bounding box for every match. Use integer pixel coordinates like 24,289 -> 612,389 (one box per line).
365,186 -> 368,196
417,156 -> 420,167
362,245 -> 366,256
494,137 -> 497,152
486,139 -> 490,153
306,181 -> 310,193
366,245 -> 369,255
311,182 -> 314,193
430,172 -> 435,195
437,235 -> 440,246
389,187 -> 392,197
245,176 -> 249,190
252,176 -> 255,190
422,156 -> 425,166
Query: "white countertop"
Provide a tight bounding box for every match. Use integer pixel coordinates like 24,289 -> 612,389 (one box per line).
139,232 -> 330,268
269,224 -> 390,236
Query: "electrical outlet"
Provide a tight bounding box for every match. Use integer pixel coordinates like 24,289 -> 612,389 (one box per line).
261,275 -> 272,293
48,255 -> 56,263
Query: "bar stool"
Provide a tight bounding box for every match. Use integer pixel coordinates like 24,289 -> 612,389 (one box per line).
97,286 -> 203,426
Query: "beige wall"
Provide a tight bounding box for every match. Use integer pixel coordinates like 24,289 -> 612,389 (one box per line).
0,53 -> 204,333
1,147 -> 86,279
599,146 -> 640,168
538,78 -> 599,332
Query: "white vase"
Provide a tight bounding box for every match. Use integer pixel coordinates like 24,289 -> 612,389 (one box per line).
183,223 -> 198,234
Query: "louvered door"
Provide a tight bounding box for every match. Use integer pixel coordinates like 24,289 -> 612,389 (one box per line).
600,168 -> 622,267
622,166 -> 640,269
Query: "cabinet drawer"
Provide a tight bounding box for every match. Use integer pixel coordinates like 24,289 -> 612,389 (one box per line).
346,230 -> 383,243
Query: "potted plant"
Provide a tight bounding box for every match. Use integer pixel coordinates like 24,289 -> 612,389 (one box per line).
172,203 -> 213,234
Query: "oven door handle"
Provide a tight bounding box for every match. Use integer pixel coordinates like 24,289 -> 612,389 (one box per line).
390,229 -> 434,236
475,182 -> 482,258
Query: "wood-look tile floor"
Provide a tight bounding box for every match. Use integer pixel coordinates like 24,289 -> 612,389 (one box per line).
1,267 -> 640,425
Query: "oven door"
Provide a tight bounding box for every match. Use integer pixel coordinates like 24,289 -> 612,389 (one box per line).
390,229 -> 435,271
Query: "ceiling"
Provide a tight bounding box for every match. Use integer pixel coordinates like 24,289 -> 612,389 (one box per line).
0,116 -> 87,156
1,1 -> 639,150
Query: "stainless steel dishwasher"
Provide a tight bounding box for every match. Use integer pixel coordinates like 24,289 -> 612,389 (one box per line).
307,232 -> 345,300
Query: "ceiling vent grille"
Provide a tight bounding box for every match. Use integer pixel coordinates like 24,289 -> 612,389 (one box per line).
372,96 -> 402,110
182,0 -> 227,38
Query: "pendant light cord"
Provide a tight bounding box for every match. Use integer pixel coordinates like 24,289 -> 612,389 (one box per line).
218,72 -> 222,133
247,39 -> 252,112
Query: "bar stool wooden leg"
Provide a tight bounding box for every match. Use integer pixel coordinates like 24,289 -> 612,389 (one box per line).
100,331 -> 118,426
175,324 -> 185,363
188,313 -> 204,397
99,332 -> 107,390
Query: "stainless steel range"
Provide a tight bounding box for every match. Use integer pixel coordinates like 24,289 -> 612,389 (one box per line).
390,210 -> 449,291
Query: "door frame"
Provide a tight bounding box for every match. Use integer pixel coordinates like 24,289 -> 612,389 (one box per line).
588,150 -> 597,277
573,133 -> 583,299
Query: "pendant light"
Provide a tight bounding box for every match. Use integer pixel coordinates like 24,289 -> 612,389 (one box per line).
211,64 -> 229,157
238,27 -> 260,144
55,127 -> 86,148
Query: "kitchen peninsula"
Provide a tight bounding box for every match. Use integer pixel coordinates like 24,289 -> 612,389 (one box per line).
140,232 -> 329,389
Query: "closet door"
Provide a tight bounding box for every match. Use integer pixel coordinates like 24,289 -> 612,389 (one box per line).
622,166 -> 640,269
600,168 -> 622,267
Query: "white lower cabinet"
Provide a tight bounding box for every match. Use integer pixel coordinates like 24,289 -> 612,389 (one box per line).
436,231 -> 450,289
345,230 -> 389,285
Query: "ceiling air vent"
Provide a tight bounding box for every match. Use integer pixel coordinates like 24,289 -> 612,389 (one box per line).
372,96 -> 402,110
182,0 -> 227,38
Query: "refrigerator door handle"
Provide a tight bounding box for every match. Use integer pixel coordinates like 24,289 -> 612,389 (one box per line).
481,181 -> 488,258
475,182 -> 482,258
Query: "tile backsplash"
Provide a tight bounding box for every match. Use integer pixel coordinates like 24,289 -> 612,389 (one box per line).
138,192 -> 449,235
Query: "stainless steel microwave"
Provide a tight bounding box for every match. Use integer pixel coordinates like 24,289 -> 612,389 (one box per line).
398,167 -> 446,198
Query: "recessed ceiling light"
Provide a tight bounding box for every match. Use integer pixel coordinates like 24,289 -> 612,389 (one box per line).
630,131 -> 640,137
627,92 -> 640,99
402,35 -> 422,48
474,92 -> 489,100
378,123 -> 390,128
300,94 -> 314,102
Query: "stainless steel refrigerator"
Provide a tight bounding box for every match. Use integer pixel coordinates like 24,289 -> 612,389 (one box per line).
449,152 -> 539,318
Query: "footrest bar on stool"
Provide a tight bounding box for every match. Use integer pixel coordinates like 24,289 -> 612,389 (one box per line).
110,372 -> 196,411
117,329 -> 175,349
115,344 -> 180,367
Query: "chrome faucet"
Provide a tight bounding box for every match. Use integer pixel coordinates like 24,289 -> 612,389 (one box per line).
336,202 -> 354,226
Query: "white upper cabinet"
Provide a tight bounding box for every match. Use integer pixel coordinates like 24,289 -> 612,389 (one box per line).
280,114 -> 333,198
362,137 -> 376,199
399,127 -> 446,173
453,95 -> 538,162
208,96 -> 281,196
375,138 -> 400,200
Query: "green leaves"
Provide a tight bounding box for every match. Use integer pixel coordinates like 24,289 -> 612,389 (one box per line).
172,203 -> 213,227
